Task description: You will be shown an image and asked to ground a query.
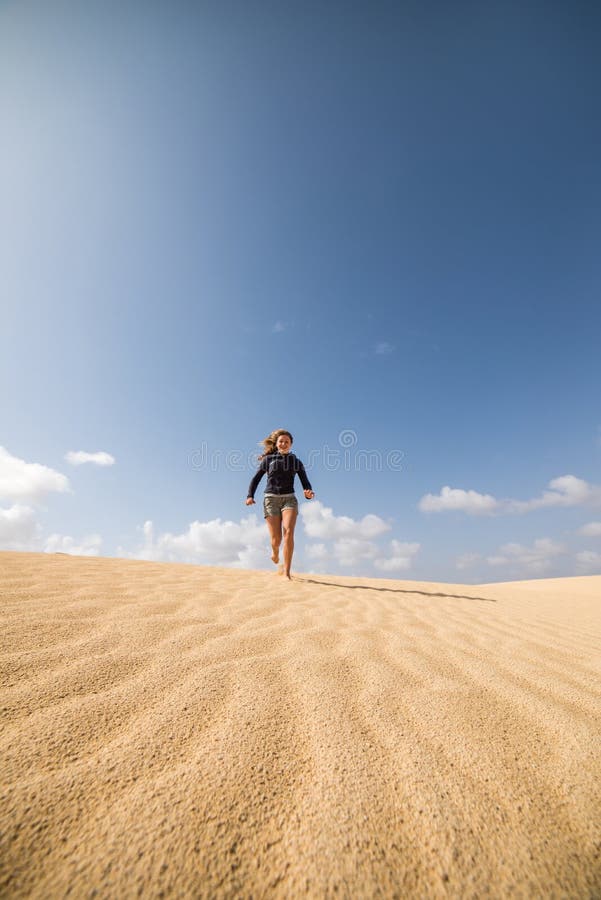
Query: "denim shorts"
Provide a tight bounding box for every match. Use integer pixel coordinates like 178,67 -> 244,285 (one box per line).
263,493 -> 298,518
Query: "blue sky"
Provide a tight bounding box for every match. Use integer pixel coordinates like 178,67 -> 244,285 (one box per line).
2,0 -> 600,582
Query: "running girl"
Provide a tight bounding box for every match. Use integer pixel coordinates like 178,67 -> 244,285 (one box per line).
246,429 -> 314,579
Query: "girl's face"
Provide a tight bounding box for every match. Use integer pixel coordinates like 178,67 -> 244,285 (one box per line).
276,434 -> 292,454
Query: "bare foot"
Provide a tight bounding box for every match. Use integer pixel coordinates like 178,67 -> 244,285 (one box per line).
271,549 -> 279,564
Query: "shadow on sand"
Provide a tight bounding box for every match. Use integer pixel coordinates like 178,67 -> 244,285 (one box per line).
297,578 -> 496,603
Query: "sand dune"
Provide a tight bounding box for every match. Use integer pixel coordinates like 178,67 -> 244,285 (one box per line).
1,551 -> 600,898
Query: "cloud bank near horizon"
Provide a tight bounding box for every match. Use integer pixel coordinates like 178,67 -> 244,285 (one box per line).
1,445 -> 599,578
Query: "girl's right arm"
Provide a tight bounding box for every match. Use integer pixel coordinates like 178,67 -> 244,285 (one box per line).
246,457 -> 269,503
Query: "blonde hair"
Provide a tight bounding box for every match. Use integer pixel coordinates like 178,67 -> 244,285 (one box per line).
258,428 -> 293,459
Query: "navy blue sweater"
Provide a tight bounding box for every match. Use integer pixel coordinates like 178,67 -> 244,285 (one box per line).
247,452 -> 313,499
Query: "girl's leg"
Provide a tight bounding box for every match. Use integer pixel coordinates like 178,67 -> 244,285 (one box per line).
266,515 -> 282,564
281,508 -> 298,579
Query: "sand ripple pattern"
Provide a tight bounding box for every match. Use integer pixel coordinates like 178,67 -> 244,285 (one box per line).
1,552 -> 600,898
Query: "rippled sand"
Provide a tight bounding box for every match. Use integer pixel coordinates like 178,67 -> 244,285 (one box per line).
1,551 -> 600,898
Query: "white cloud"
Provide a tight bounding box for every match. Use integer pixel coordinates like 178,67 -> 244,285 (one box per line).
577,521 -> 601,537
300,502 -> 418,573
486,538 -> 566,575
456,552 -> 482,571
44,533 -> 103,556
65,450 -> 115,467
0,448 -> 108,555
505,475 -> 599,513
124,516 -> 269,568
575,550 -> 601,573
305,542 -> 329,561
272,321 -> 287,333
300,500 -> 390,540
374,540 -> 420,572
0,502 -> 101,557
0,446 -> 70,503
419,475 -> 601,516
0,504 -> 41,550
375,342 -> 394,355
418,486 -> 498,515
332,537 -> 379,567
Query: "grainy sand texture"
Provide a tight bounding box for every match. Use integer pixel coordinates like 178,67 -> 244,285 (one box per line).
1,551 -> 600,898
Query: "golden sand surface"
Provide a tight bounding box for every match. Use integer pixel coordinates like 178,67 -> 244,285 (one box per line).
1,551 -> 600,898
